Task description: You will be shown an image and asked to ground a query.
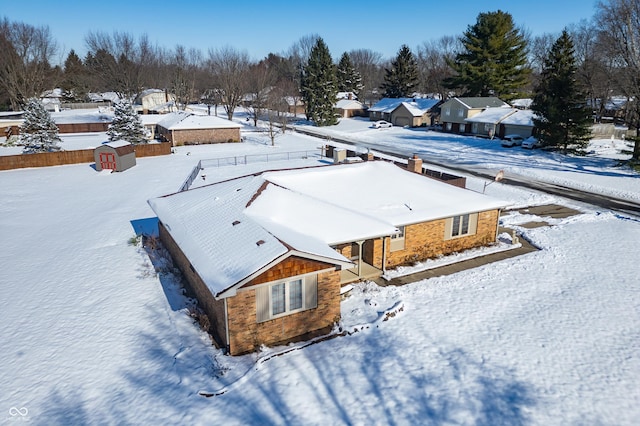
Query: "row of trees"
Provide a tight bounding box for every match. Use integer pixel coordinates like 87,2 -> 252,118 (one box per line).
1,0 -> 639,157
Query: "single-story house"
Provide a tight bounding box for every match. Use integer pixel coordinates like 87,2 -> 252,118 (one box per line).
335,99 -> 368,118
134,89 -> 177,114
148,160 -> 508,355
156,112 -> 241,145
94,141 -> 136,172
440,97 -> 509,134
368,98 -> 442,127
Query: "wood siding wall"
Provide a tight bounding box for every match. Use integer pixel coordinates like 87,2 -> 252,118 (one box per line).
0,142 -> 171,171
240,256 -> 334,288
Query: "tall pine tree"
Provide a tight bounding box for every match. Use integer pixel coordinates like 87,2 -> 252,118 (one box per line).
107,99 -> 147,144
20,98 -> 62,153
445,10 -> 530,100
532,30 -> 591,154
336,52 -> 363,97
301,38 -> 338,126
381,45 -> 419,98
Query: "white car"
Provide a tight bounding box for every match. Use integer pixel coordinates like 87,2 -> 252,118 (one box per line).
521,136 -> 542,149
501,134 -> 525,147
373,120 -> 393,129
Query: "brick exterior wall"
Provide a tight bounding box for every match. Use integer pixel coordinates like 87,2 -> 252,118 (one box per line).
158,222 -> 228,348
227,269 -> 341,355
384,210 -> 500,267
159,127 -> 241,146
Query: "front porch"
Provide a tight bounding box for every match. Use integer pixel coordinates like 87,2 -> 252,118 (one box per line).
340,262 -> 383,284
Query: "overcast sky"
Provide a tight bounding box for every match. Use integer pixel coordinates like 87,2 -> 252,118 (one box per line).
3,0 -> 598,62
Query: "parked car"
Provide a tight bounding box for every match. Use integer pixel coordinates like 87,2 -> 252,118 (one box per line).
521,136 -> 542,149
501,134 -> 525,147
373,120 -> 393,129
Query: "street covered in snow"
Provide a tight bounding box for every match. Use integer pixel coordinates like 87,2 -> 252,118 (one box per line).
0,117 -> 639,424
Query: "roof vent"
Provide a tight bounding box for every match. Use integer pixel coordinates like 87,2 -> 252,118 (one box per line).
256,240 -> 265,247
232,220 -> 241,226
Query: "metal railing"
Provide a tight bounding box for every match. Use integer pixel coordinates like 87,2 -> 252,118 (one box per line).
179,150 -> 321,191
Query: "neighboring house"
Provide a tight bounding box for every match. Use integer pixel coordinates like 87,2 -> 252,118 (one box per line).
335,99 -> 368,118
87,92 -> 120,105
499,109 -> 536,139
134,89 -> 177,114
40,89 -> 63,112
368,98 -> 442,127
465,107 -> 518,138
285,96 -> 305,115
148,160 -> 508,355
156,112 -> 241,145
511,98 -> 533,110
440,97 -> 509,134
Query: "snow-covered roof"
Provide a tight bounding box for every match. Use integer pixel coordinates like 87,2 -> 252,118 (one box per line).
448,97 -> 509,110
335,99 -> 366,110
500,109 -> 537,126
370,98 -> 440,114
511,98 -> 533,109
465,107 -> 517,124
149,161 -> 507,298
157,111 -> 241,130
87,92 -> 120,103
104,140 -> 132,149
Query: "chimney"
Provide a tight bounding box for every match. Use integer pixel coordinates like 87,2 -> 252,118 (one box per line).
407,154 -> 423,174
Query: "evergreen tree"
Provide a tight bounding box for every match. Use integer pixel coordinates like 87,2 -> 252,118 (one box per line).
336,52 -> 363,97
445,10 -> 530,100
531,30 -> 592,154
381,45 -> 419,98
62,50 -> 88,102
301,38 -> 338,126
20,98 -> 61,153
107,99 -> 147,144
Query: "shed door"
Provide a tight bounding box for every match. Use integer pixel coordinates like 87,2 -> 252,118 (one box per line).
99,152 -> 116,170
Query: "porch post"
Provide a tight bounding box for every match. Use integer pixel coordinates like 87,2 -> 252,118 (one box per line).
382,237 -> 387,273
356,240 -> 364,277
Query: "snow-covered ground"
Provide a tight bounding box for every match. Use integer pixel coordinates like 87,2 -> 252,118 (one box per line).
1,117 -> 639,424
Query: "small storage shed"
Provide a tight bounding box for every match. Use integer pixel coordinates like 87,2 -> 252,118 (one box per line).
94,141 -> 136,172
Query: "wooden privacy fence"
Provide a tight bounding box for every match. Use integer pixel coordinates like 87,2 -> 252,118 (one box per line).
0,142 -> 172,171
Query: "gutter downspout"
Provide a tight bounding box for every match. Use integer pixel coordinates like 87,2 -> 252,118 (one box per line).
224,298 -> 230,355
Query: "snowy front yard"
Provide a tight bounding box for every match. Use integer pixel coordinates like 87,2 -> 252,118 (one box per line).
1,129 -> 638,424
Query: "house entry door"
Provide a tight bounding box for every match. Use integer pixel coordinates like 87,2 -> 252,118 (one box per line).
99,152 -> 116,170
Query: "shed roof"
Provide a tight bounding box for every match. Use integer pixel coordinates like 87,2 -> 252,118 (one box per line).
99,140 -> 135,155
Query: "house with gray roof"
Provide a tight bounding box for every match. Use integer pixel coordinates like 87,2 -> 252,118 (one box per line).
440,97 -> 509,134
369,98 -> 442,127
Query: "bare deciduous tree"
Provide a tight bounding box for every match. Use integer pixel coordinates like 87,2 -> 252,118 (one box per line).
207,46 -> 251,120
348,48 -> 383,105
85,31 -> 158,98
0,17 -> 58,110
245,61 -> 276,126
596,0 -> 640,159
416,36 -> 460,99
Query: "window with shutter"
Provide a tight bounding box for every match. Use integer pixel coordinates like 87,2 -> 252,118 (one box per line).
256,274 -> 319,323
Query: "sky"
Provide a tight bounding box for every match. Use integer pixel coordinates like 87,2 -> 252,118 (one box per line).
3,0 -> 599,63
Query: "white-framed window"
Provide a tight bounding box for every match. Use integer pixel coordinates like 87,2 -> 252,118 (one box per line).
444,107 -> 451,116
256,275 -> 318,323
472,123 -> 478,133
390,225 -> 405,252
445,213 -> 478,239
457,109 -> 464,117
446,122 -> 452,131
484,123 -> 492,132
